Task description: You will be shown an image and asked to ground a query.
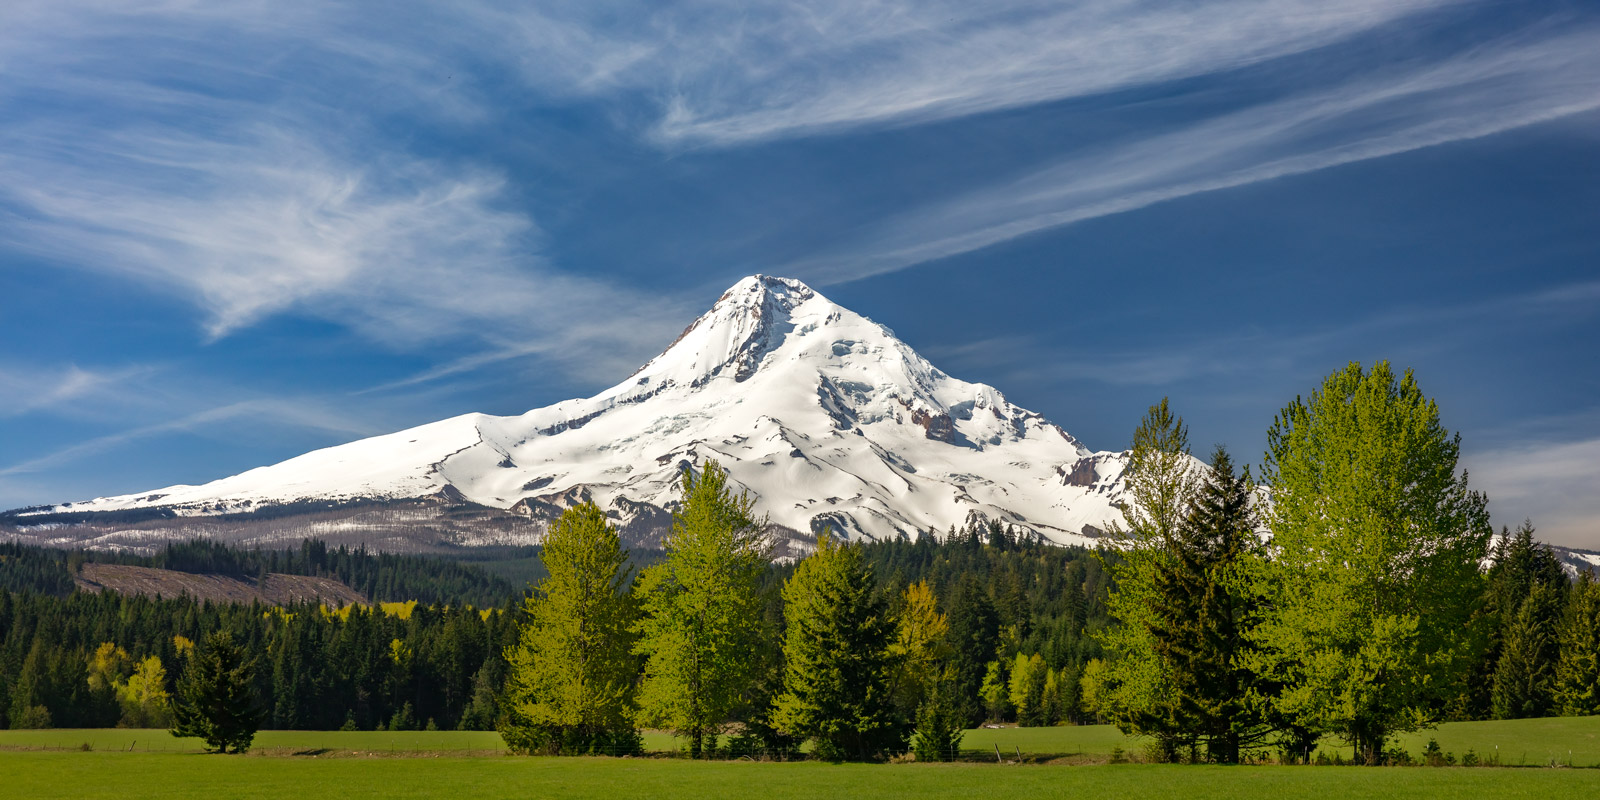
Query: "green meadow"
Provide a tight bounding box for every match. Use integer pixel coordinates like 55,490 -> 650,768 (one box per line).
3,715 -> 1597,766
2,751 -> 1598,800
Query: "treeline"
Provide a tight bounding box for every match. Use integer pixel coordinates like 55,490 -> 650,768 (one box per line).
1087,362 -> 1600,766
0,520 -> 1110,740
495,462 -> 1123,761
0,539 -> 515,607
0,587 -> 517,732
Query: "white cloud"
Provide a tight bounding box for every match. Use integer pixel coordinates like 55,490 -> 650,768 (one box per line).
1467,437 -> 1600,550
0,397 -> 383,479
0,364 -> 153,418
626,0 -> 1464,146
789,28 -> 1600,282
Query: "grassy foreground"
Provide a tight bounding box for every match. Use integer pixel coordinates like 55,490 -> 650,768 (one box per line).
4,716 -> 1598,765
2,751 -> 1598,800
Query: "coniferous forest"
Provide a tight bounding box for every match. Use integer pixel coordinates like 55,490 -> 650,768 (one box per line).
0,362 -> 1597,763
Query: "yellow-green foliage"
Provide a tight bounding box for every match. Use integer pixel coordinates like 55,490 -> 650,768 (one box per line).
634,460 -> 769,757
500,502 -> 640,755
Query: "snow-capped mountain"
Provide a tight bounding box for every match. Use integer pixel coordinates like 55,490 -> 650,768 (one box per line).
7,276 -> 1134,552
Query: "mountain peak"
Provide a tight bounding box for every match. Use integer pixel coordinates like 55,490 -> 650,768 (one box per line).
626,274 -> 836,389
21,275 -> 1124,550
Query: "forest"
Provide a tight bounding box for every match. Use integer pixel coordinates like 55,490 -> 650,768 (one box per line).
0,362 -> 1596,764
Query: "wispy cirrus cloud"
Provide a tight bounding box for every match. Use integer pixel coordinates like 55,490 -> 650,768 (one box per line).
0,363 -> 157,418
790,27 -> 1600,283
0,397 -> 383,479
0,1 -> 690,379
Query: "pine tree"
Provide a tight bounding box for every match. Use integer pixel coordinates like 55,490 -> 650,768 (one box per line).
1556,572 -> 1600,716
1475,522 -> 1568,718
1148,446 -> 1266,762
1252,362 -> 1491,764
500,503 -> 641,755
945,574 -> 998,725
910,678 -> 965,762
1094,398 -> 1198,761
772,534 -> 903,761
1492,581 -> 1562,719
635,460 -> 770,757
169,631 -> 265,754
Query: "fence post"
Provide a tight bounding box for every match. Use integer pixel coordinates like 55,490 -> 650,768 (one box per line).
994,743 -> 1003,763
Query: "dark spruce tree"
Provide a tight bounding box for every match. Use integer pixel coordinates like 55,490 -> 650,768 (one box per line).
772,534 -> 904,761
170,631 -> 265,754
1482,522 -> 1568,719
944,574 -> 999,726
1146,446 -> 1267,763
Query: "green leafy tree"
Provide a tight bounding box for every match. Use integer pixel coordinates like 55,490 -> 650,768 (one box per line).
635,460 -> 770,757
1556,572 -> 1600,716
772,534 -> 903,761
170,631 -> 265,754
501,502 -> 641,755
888,580 -> 950,716
119,655 -> 173,728
1250,362 -> 1491,764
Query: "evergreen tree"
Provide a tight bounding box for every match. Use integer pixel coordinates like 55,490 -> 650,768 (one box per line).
1251,362 -> 1491,764
1148,446 -> 1266,762
910,678 -> 965,762
635,460 -> 770,757
1491,581 -> 1562,719
1556,573 -> 1600,716
773,534 -> 903,761
1474,522 -> 1568,718
170,631 -> 264,754
500,503 -> 641,755
1094,398 -> 1198,761
945,574 -> 999,725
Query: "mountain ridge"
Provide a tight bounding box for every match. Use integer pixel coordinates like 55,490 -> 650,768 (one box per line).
5,275 -> 1132,553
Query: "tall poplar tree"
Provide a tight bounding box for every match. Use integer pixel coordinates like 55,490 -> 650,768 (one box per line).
1251,361 -> 1491,764
635,460 -> 770,757
773,534 -> 903,761
501,503 -> 640,755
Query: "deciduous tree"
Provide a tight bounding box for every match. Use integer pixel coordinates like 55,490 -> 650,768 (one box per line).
1251,362 -> 1491,764
635,460 -> 770,757
501,502 -> 641,755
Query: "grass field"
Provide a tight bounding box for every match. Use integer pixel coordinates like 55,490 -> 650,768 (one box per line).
2,751 -> 1598,800
2,716 -> 1597,765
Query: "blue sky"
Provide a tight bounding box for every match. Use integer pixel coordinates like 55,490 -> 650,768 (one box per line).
1,1 -> 1597,546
